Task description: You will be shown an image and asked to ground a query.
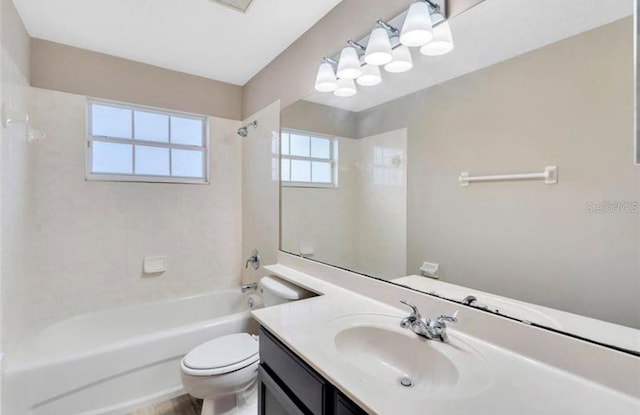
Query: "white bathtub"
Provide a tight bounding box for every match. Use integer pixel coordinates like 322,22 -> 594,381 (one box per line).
3,289 -> 257,415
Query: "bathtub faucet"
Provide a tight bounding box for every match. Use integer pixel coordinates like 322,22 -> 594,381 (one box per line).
241,282 -> 258,293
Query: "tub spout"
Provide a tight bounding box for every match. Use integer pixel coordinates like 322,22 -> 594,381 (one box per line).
241,283 -> 258,293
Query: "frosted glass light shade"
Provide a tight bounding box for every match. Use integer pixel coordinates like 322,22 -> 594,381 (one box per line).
365,28 -> 393,66
400,2 -> 434,47
334,78 -> 357,97
314,62 -> 338,92
384,46 -> 413,73
356,64 -> 382,86
420,21 -> 454,56
337,47 -> 362,80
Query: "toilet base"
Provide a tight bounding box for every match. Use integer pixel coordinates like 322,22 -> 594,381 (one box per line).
200,384 -> 257,415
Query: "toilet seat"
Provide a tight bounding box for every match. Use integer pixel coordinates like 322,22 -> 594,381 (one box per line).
182,333 -> 259,376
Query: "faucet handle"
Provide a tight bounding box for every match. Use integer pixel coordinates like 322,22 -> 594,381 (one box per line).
437,311 -> 459,324
400,300 -> 421,317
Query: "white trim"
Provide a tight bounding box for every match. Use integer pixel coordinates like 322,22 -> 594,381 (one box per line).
86,99 -> 210,184
282,181 -> 337,189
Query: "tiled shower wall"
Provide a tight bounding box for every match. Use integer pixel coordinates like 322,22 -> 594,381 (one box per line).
3,87 -> 244,352
1,45 -> 33,353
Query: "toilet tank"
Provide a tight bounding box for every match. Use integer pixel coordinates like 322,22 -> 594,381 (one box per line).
259,276 -> 313,306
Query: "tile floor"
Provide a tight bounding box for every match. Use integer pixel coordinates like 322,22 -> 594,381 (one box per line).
129,395 -> 203,415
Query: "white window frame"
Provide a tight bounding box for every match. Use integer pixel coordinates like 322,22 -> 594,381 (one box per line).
86,99 -> 210,184
280,129 -> 338,188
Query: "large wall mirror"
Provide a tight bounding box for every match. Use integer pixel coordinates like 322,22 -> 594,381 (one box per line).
281,0 -> 639,354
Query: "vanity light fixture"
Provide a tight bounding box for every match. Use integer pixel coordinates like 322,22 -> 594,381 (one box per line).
337,46 -> 362,80
314,59 -> 338,92
420,20 -> 454,56
400,2 -> 434,47
365,27 -> 394,66
357,64 -> 382,86
314,0 -> 453,97
334,78 -> 358,97
385,45 -> 413,73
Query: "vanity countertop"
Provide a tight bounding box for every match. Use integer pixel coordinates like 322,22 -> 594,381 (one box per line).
251,264 -> 640,415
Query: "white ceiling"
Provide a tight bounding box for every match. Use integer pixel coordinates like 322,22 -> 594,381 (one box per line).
13,0 -> 343,85
305,0 -> 634,112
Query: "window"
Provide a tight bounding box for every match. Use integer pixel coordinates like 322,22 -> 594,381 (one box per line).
280,130 -> 337,187
87,100 -> 208,183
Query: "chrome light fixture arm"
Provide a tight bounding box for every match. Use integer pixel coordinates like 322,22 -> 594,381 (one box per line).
347,40 -> 366,52
422,0 -> 441,14
376,19 -> 400,37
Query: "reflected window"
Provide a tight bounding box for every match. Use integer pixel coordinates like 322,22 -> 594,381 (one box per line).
280,130 -> 337,187
87,100 -> 208,183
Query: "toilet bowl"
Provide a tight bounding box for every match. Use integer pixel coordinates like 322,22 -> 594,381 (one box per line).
181,333 -> 259,415
181,276 -> 313,415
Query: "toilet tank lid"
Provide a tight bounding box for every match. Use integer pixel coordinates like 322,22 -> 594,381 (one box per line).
260,276 -> 311,300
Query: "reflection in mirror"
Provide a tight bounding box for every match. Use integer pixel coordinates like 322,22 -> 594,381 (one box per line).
280,108 -> 407,280
637,0 -> 640,164
281,0 -> 639,353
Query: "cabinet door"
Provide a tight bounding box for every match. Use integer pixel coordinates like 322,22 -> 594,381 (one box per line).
258,365 -> 307,415
259,328 -> 327,415
335,393 -> 368,415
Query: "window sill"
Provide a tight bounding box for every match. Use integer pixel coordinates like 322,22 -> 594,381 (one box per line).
86,173 -> 209,185
282,182 -> 337,189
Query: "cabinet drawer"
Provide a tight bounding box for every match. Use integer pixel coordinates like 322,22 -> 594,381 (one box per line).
259,327 -> 327,415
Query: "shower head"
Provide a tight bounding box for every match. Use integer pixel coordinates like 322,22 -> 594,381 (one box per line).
237,120 -> 258,137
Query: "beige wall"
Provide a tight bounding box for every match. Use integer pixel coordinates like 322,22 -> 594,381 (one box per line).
281,100 -> 358,139
357,18 -> 639,328
2,87 -> 243,351
242,0 -> 487,118
30,39 -> 243,121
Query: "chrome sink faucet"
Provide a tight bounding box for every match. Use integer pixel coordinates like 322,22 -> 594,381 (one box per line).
400,300 -> 458,343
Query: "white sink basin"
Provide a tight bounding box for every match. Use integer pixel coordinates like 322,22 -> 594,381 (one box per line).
321,314 -> 492,399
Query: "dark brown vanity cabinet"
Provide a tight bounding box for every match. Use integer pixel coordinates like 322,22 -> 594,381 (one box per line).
258,327 -> 368,415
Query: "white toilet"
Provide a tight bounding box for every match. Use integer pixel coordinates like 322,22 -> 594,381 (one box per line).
180,276 -> 312,415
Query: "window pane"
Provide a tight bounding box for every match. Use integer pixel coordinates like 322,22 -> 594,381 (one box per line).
291,160 -> 311,182
92,141 -> 132,174
92,104 -> 132,138
281,159 -> 290,181
290,134 -> 310,157
135,145 -> 169,176
311,137 -> 330,159
312,161 -> 332,183
281,133 -> 290,155
172,149 -> 204,178
135,111 -> 168,142
171,117 -> 203,146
